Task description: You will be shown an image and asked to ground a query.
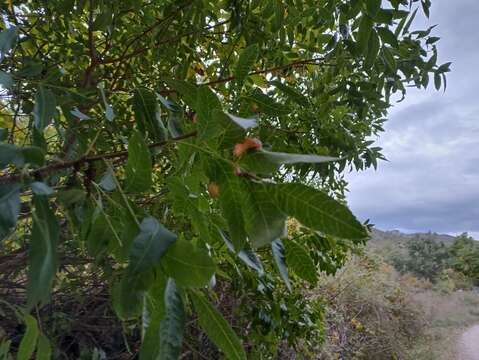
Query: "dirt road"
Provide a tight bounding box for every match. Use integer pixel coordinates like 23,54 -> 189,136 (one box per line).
458,325 -> 479,360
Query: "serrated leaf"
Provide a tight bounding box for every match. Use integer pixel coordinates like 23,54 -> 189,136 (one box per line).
270,80 -> 309,107
164,239 -> 216,287
0,184 -> 21,241
165,79 -> 198,109
128,217 -> 177,275
125,130 -> 152,193
216,168 -> 248,251
133,87 -> 167,142
27,195 -> 59,309
244,182 -> 286,248
190,292 -> 246,360
17,314 -> 39,360
284,240 -> 317,284
196,86 -> 222,142
33,86 -> 56,131
235,43 -> 259,85
271,239 -> 291,290
219,230 -> 264,274
265,183 -> 367,240
30,181 -> 53,196
243,88 -> 290,116
157,278 -> 186,360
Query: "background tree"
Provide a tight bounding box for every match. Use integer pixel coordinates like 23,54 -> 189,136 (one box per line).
0,0 -> 447,358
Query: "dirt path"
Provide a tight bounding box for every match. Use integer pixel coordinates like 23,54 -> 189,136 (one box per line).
458,325 -> 479,360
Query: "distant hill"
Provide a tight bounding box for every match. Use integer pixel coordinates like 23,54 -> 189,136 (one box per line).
370,228 -> 456,245
367,228 -> 457,256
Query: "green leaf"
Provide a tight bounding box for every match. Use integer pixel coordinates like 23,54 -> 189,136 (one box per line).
270,80 -> 309,107
164,239 -> 216,288
158,95 -> 184,138
0,27 -> 18,62
190,292 -> 246,360
196,86 -> 222,142
133,87 -> 167,142
17,314 -> 39,360
402,8 -> 418,35
30,182 -> 53,196
85,212 -> 111,257
271,239 -> 291,290
99,83 -> 114,121
140,275 -> 168,359
128,217 -> 177,275
284,240 -> 318,284
0,184 -> 21,240
357,15 -> 373,54
235,43 -> 259,85
36,334 -> 52,360
33,86 -> 56,131
112,274 -> 145,320
217,171 -> 248,251
434,72 -> 441,90
240,150 -> 337,175
125,130 -> 152,193
225,112 -> 258,130
157,278 -> 186,360
244,183 -> 286,248
165,79 -> 198,109
0,127 -> 7,141
383,47 -> 397,71
365,29 -> 380,68
265,183 -> 367,240
99,167 -> 116,191
0,144 -> 44,169
27,195 -> 59,309
0,71 -> 13,89
243,88 -> 290,116
377,27 -> 398,47
219,230 -> 264,274
365,0 -> 381,17
0,143 -> 23,168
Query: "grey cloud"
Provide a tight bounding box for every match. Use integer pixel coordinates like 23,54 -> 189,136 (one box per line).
345,1 -> 479,237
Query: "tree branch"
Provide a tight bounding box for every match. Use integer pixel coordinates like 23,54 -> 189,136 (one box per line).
0,131 -> 197,186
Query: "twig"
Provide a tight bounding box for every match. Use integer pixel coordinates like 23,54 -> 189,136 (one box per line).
0,131 -> 197,185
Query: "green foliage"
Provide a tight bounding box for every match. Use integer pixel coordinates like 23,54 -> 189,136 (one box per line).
0,0 -> 445,357
392,234 -> 450,282
449,233 -> 479,284
190,291 -> 247,360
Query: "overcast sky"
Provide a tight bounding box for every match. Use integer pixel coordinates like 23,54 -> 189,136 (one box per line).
346,1 -> 479,239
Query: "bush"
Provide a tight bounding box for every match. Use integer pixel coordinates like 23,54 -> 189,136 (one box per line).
316,255 -> 427,360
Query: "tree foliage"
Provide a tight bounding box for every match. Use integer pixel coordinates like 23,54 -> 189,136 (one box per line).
0,0 -> 446,357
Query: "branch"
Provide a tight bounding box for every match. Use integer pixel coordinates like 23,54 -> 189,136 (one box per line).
204,57 -> 327,87
0,131 -> 197,186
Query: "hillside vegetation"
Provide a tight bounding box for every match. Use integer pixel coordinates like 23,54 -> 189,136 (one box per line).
312,230 -> 479,360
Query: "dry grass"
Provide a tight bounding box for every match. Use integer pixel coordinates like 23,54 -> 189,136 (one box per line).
409,289 -> 479,360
